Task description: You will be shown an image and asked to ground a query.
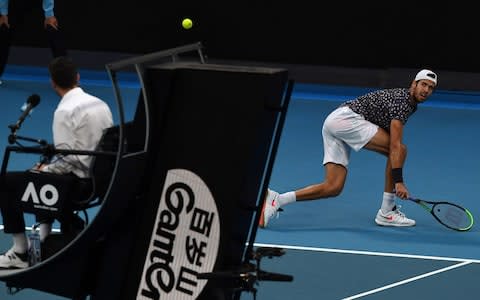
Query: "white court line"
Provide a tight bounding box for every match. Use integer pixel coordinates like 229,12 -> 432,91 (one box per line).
341,261 -> 472,299
253,243 -> 477,298
0,225 -> 60,232
253,242 -> 480,263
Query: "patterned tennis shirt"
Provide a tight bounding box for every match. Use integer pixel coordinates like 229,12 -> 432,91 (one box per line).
341,88 -> 417,131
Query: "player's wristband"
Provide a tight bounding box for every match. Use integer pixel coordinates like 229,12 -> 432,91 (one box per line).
391,168 -> 403,184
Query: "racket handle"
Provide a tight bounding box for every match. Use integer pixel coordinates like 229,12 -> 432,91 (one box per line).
392,189 -> 417,201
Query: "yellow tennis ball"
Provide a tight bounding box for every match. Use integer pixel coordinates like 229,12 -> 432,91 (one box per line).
182,18 -> 193,29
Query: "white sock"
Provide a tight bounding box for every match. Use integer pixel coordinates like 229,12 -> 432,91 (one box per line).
277,191 -> 296,207
13,233 -> 28,254
381,192 -> 396,213
39,223 -> 52,242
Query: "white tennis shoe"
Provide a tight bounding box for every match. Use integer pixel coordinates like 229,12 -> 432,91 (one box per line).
259,189 -> 281,228
375,206 -> 415,227
0,248 -> 29,269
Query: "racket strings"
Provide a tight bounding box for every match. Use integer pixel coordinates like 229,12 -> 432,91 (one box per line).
433,204 -> 472,230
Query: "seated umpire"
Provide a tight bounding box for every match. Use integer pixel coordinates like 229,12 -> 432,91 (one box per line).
0,56 -> 113,268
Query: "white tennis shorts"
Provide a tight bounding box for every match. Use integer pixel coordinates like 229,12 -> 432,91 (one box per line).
322,106 -> 378,167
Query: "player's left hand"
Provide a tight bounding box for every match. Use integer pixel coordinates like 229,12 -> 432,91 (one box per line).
394,182 -> 409,199
44,16 -> 59,30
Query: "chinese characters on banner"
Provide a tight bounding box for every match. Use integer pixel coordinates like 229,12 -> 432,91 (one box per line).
138,169 -> 221,300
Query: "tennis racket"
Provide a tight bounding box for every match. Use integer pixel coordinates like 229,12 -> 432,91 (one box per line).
407,197 -> 474,231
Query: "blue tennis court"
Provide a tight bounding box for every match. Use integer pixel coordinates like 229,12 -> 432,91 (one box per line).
0,65 -> 479,299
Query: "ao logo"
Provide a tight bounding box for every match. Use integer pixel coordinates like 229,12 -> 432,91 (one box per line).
21,182 -> 59,206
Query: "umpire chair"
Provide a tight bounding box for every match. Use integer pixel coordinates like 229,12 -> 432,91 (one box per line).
0,124 -> 120,260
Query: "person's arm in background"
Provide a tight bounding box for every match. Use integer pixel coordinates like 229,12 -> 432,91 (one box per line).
0,0 -> 9,27
43,0 -> 58,30
0,0 -> 8,16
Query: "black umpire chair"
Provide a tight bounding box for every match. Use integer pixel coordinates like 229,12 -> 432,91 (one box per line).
0,124 -> 120,259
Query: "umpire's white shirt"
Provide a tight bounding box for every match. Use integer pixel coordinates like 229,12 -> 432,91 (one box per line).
42,87 -> 113,178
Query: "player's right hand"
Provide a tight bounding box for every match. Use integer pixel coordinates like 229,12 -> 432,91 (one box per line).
44,16 -> 59,30
0,15 -> 10,28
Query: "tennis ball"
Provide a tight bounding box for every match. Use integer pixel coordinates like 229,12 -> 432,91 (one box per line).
182,18 -> 193,30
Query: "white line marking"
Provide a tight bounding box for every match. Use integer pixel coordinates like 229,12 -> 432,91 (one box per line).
252,242 -> 480,263
0,225 -> 60,232
341,261 -> 472,299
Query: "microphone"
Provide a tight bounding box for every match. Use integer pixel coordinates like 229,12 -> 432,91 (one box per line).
9,94 -> 41,132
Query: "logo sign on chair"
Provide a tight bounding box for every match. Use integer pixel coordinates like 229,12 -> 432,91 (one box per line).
17,171 -> 77,217
21,182 -> 60,211
137,168 -> 220,300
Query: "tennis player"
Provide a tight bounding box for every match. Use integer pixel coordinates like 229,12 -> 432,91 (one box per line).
260,69 -> 438,228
